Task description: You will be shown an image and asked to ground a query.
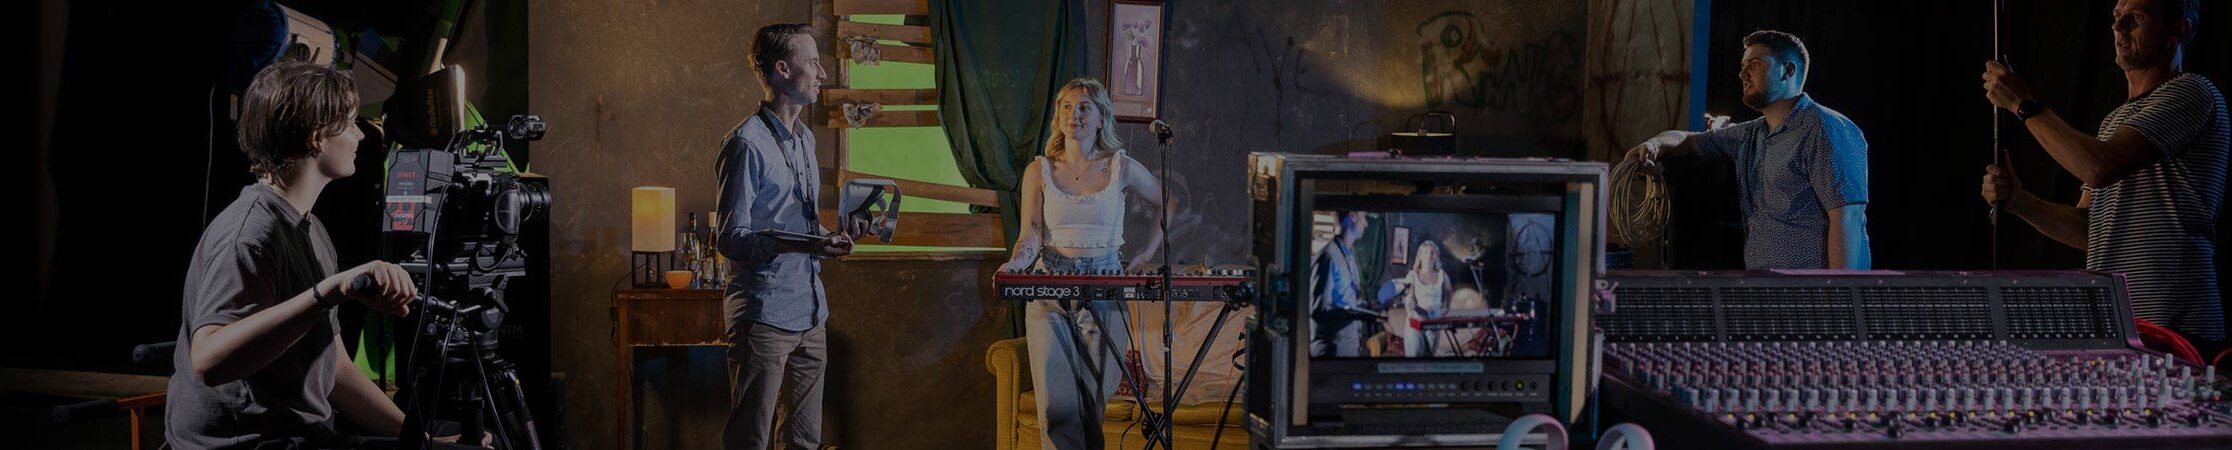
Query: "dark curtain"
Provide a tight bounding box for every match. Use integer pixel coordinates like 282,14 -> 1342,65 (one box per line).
932,0 -> 1090,244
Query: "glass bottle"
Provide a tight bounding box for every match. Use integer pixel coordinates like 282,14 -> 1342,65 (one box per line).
679,213 -> 702,288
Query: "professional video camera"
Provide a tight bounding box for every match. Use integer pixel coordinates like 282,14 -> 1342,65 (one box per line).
380,64 -> 552,449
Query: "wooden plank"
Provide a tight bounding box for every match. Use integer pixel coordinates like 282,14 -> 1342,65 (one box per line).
0,368 -> 168,400
826,109 -> 941,128
821,88 -> 939,106
820,168 -> 1000,207
834,0 -> 928,15
838,21 -> 933,44
819,211 -> 1006,248
838,42 -> 934,65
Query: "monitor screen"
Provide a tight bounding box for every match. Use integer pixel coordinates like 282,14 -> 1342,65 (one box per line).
1305,209 -> 1558,360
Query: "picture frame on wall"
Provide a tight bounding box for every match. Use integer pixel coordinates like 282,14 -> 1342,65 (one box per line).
1109,0 -> 1164,123
1389,226 -> 1411,265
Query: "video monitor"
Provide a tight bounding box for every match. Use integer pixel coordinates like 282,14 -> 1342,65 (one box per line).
1304,204 -> 1561,360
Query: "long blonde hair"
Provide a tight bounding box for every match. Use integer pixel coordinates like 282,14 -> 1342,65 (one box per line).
1412,240 -> 1444,283
1044,78 -> 1125,160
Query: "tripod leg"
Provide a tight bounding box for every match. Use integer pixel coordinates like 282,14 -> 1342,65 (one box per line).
469,354 -> 514,449
483,357 -> 546,450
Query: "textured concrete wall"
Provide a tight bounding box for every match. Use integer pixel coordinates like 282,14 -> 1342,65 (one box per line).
1098,0 -> 1591,268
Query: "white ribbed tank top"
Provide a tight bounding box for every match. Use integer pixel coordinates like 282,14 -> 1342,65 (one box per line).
1039,152 -> 1126,249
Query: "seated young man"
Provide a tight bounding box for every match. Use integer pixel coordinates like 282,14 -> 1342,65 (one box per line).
165,60 -> 425,450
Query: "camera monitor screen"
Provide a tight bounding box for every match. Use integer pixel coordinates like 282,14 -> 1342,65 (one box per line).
1305,209 -> 1558,360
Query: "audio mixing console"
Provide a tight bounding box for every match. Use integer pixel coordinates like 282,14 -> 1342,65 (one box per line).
1596,271 -> 2232,449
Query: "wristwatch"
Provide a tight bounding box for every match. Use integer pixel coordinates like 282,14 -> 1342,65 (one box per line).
2015,98 -> 2049,120
315,286 -> 345,309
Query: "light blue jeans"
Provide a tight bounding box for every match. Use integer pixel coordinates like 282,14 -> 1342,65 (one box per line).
1024,249 -> 1132,450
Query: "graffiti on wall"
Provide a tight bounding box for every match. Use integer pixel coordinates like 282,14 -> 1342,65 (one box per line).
1415,11 -> 1582,121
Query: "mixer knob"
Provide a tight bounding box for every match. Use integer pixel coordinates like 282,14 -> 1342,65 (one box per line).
2179,366 -> 2196,398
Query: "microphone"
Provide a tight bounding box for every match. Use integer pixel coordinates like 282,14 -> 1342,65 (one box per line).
1149,119 -> 1174,145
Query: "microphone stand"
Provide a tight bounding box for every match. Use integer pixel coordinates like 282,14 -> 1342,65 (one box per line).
1989,0 -> 2004,268
1153,120 -> 1177,450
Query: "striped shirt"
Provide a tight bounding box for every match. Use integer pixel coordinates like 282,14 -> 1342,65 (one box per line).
2083,73 -> 2230,341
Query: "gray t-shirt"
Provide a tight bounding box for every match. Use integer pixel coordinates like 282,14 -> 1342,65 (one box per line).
167,183 -> 343,450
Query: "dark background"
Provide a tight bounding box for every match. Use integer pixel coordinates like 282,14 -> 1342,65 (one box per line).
26,0 -> 531,372
1668,0 -> 2232,302
24,1 -> 537,446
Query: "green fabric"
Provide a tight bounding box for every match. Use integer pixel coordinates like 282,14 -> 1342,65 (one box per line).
932,0 -> 1089,245
1356,214 -> 1388,301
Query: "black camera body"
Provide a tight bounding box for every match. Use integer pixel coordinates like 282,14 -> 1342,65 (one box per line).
384,114 -> 549,301
382,113 -> 552,449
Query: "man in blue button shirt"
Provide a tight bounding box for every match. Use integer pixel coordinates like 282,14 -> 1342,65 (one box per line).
1311,211 -> 1371,357
1626,30 -> 1873,269
714,23 -> 854,450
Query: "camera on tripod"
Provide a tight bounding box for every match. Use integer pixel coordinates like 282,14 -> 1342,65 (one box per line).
379,64 -> 552,449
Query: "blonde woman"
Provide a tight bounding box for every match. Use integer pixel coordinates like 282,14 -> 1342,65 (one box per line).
1000,78 -> 1168,450
1388,240 -> 1451,356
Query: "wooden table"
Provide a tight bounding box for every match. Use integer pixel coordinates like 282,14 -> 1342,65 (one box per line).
611,288 -> 727,449
0,368 -> 169,450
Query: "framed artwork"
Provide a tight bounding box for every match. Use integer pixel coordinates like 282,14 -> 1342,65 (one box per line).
1109,0 -> 1164,122
1389,226 -> 1411,265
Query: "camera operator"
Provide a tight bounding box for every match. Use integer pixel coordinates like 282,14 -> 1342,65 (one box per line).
167,60 -> 471,450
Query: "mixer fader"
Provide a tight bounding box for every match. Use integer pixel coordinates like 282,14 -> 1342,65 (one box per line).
1598,271 -> 2232,449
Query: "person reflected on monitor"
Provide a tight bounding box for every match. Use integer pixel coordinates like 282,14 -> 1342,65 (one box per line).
1310,211 -> 1372,357
1383,239 -> 1451,357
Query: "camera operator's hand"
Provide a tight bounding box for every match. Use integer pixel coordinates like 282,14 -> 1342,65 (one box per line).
316,262 -> 415,316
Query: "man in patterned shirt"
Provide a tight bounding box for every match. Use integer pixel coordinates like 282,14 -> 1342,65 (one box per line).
1981,0 -> 2227,343
1626,30 -> 1874,269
